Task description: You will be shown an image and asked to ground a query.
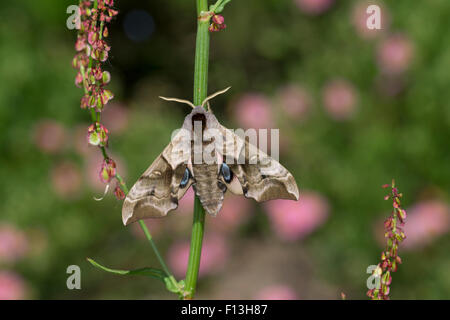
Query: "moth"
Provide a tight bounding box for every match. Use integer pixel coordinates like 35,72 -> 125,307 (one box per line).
122,88 -> 299,225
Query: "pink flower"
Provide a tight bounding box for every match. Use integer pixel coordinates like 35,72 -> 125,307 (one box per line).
0,224 -> 28,264
323,79 -> 357,120
74,124 -> 95,156
294,0 -> 334,15
352,1 -> 389,39
233,94 -> 274,129
375,74 -> 406,97
209,194 -> 253,233
377,34 -> 414,75
101,103 -> 130,134
33,120 -> 66,154
277,85 -> 311,120
167,234 -> 229,278
174,187 -> 195,215
0,271 -> 28,300
51,162 -> 82,199
255,284 -> 299,300
401,201 -> 449,250
265,192 -> 329,241
130,218 -> 164,240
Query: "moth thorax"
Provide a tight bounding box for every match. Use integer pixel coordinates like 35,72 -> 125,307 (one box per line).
192,113 -> 206,135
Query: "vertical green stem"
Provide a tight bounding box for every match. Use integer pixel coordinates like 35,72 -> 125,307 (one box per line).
184,0 -> 211,299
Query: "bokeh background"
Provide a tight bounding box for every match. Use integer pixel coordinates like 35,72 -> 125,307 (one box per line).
0,0 -> 449,299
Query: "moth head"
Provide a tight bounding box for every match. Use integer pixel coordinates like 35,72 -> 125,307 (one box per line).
159,87 -> 231,112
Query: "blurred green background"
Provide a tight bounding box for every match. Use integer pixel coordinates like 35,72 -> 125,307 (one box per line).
0,0 -> 449,299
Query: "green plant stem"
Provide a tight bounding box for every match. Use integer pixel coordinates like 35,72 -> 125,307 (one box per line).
184,0 -> 211,299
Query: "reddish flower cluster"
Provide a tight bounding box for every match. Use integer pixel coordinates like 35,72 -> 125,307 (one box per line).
209,14 -> 226,32
87,122 -> 109,147
368,180 -> 407,300
72,0 -> 125,200
73,0 -> 117,111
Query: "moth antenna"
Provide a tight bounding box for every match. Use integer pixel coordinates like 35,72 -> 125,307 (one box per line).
201,87 -> 231,109
207,101 -> 212,113
159,96 -> 195,109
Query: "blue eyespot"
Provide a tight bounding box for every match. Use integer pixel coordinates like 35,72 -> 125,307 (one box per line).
221,163 -> 233,183
180,168 -> 190,188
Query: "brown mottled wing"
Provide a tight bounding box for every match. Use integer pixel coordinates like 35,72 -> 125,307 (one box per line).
122,150 -> 191,226
219,125 -> 299,202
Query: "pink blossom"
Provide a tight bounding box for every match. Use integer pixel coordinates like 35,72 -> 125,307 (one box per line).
0,271 -> 28,300
277,85 -> 311,120
255,284 -> 299,300
168,234 -> 229,278
233,94 -> 274,129
33,120 -> 66,154
51,162 -> 82,199
352,1 -> 389,39
294,0 -> 334,15
209,194 -> 253,233
376,74 -> 406,97
265,192 -> 329,241
175,187 -> 195,215
73,124 -> 92,155
323,79 -> 357,120
130,218 -> 164,240
377,34 -> 414,75
0,224 -> 28,264
401,201 -> 449,250
101,103 -> 130,134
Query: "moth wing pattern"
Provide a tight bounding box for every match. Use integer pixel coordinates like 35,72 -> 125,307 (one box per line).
219,125 -> 299,202
122,131 -> 192,226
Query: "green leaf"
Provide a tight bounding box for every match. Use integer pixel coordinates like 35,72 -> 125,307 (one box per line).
216,0 -> 232,13
210,0 -> 232,14
87,258 -> 166,282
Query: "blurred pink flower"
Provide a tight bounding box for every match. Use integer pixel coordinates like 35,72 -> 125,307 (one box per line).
33,120 -> 66,154
130,218 -> 164,239
233,94 -> 274,129
294,0 -> 334,15
255,284 -> 299,300
376,74 -> 406,97
352,1 -> 389,39
101,103 -> 130,134
401,201 -> 449,250
323,79 -> 357,120
0,224 -> 28,264
73,124 -> 92,156
51,161 -> 82,199
265,192 -> 329,241
175,187 -> 195,215
0,271 -> 27,300
277,85 -> 311,120
377,34 -> 414,75
168,234 -> 229,278
209,194 -> 253,233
